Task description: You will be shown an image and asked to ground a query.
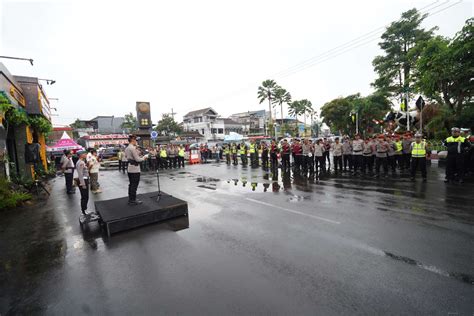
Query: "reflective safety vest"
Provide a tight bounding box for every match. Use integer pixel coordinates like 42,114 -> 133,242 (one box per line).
411,141 -> 426,158
160,149 -> 167,158
231,146 -> 237,154
224,148 -> 230,155
249,144 -> 256,153
240,147 -> 246,155
178,149 -> 185,157
445,136 -> 466,154
394,141 -> 403,153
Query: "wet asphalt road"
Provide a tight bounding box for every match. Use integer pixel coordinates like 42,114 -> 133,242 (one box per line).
1,162 -> 473,315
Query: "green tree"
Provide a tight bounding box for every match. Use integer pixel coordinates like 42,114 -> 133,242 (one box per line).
299,99 -> 313,136
320,97 -> 353,135
372,9 -> 436,105
271,87 -> 292,136
120,112 -> 137,132
257,80 -> 278,135
288,100 -> 306,136
155,114 -> 182,136
69,118 -> 86,129
413,18 -> 474,134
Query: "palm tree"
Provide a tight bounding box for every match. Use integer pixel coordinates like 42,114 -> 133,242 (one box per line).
288,100 -> 303,136
272,87 -> 292,136
258,80 -> 278,135
299,99 -> 313,136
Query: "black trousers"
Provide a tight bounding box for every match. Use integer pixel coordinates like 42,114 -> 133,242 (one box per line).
226,154 -> 231,164
79,179 -> 89,213
363,156 -> 373,174
387,155 -> 396,173
294,155 -> 303,172
403,153 -> 411,169
353,155 -> 363,173
315,156 -> 325,173
446,154 -> 464,180
343,154 -> 352,170
333,156 -> 342,172
178,156 -> 185,168
395,155 -> 403,169
270,153 -> 278,169
307,156 -> 315,174
65,172 -> 74,192
281,154 -> 290,172
324,151 -> 330,166
411,157 -> 427,179
128,172 -> 140,201
232,153 -> 238,165
262,154 -> 269,168
375,157 -> 388,175
119,160 -> 128,172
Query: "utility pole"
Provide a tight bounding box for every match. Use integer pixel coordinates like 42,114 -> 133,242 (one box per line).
0,55 -> 34,65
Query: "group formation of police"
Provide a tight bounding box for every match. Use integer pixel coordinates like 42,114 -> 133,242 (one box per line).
118,144 -> 187,172
220,127 -> 472,183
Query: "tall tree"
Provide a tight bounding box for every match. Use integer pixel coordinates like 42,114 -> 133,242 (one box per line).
372,9 -> 436,105
320,97 -> 353,135
155,114 -> 182,136
414,18 -> 474,133
288,100 -> 306,136
272,87 -> 292,136
258,80 -> 278,135
120,112 -> 137,132
299,99 -> 313,136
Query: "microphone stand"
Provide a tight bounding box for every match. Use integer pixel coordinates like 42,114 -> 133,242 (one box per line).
155,167 -> 162,203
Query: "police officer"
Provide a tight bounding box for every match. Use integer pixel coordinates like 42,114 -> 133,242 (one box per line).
410,132 -> 428,182
75,150 -> 90,214
231,143 -> 238,165
261,142 -> 269,169
240,142 -> 248,166
224,145 -> 231,165
332,137 -> 343,174
281,139 -> 291,173
393,134 -> 403,170
351,134 -> 364,175
342,136 -> 352,172
362,137 -> 374,175
61,150 -> 75,194
270,140 -> 279,170
386,135 -> 396,176
374,135 -> 389,178
125,135 -> 147,205
402,133 -> 412,171
159,145 -> 168,169
249,140 -> 257,167
443,127 -> 471,183
177,145 -> 185,168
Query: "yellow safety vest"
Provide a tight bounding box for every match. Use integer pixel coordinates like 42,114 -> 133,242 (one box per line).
411,142 -> 426,158
178,149 -> 185,157
240,147 -> 246,155
232,146 -> 237,154
160,150 -> 167,158
249,144 -> 256,153
224,148 -> 230,155
446,136 -> 465,143
395,141 -> 403,153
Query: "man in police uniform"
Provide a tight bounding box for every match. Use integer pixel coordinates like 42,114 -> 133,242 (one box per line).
443,127 -> 471,183
125,135 -> 147,205
410,132 -> 428,182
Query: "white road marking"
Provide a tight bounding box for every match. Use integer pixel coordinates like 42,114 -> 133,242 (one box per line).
245,198 -> 341,225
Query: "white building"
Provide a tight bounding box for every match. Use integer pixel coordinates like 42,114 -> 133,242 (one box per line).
183,107 -> 243,141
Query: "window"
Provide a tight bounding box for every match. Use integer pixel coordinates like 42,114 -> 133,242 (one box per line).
218,128 -> 223,134
194,117 -> 203,123
201,129 -> 205,135
211,128 -> 217,134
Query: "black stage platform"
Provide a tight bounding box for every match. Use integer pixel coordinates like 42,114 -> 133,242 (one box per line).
95,192 -> 188,236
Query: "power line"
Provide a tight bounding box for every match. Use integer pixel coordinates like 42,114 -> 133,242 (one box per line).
274,0 -> 457,79
200,0 -> 462,106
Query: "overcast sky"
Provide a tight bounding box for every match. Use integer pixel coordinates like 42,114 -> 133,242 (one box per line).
1,0 -> 472,126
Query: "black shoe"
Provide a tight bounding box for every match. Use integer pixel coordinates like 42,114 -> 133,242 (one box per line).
128,200 -> 143,206
410,177 -> 415,182
422,178 -> 427,183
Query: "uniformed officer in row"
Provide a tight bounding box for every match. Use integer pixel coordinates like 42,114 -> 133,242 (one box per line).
443,127 -> 471,183
125,135 -> 147,205
410,132 -> 429,182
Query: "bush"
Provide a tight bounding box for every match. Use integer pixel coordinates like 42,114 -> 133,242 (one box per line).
0,178 -> 32,211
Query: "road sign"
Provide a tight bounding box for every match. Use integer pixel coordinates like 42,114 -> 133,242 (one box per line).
150,131 -> 158,139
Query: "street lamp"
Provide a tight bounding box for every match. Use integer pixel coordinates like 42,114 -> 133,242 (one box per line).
38,78 -> 56,85
350,111 -> 359,135
0,55 -> 34,66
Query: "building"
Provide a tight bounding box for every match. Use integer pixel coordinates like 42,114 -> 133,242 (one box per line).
75,116 -> 125,135
183,107 -> 243,141
0,63 -> 52,180
230,110 -> 268,135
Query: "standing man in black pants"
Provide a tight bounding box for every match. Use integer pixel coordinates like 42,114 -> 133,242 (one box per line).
61,150 -> 75,194
75,150 -> 90,215
125,135 -> 147,205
